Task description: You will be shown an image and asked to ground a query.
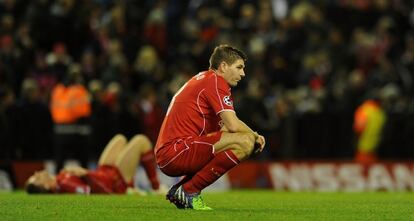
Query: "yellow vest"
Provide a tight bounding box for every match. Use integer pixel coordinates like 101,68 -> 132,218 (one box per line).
354,100 -> 386,153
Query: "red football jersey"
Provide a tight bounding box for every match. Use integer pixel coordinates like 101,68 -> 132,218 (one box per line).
56,165 -> 128,194
56,171 -> 90,194
155,70 -> 234,153
84,165 -> 128,194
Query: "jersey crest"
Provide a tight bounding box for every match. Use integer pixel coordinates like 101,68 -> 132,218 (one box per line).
223,95 -> 233,107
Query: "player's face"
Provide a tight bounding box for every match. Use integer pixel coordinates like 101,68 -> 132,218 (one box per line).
27,170 -> 57,191
222,59 -> 245,87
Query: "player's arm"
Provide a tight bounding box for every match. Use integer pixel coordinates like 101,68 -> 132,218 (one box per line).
219,111 -> 265,151
61,166 -> 88,177
219,111 -> 256,134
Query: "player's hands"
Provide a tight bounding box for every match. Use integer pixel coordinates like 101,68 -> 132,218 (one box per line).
220,124 -> 229,132
62,166 -> 88,177
254,135 -> 266,153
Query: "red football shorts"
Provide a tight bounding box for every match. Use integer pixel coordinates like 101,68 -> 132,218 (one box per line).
156,131 -> 223,177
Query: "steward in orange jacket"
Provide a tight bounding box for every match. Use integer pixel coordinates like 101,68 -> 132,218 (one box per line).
50,83 -> 90,124
50,64 -> 91,170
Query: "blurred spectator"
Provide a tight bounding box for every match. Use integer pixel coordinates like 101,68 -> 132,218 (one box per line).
144,0 -> 167,56
88,79 -> 107,159
0,13 -> 14,36
28,52 -> 57,103
101,81 -> 140,140
1,0 -> 414,161
100,39 -> 128,85
46,42 -> 72,82
136,84 -> 164,144
0,35 -> 22,95
50,63 -> 91,170
133,45 -> 165,88
15,78 -> 53,160
25,0 -> 53,49
353,95 -> 386,164
0,86 -> 17,160
80,50 -> 100,83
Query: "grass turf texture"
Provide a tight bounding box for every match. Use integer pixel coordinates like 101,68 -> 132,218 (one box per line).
1,191 -> 413,221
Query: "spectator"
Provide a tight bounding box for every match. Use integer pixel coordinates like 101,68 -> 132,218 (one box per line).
16,78 -> 53,160
1,0 -> 414,161
353,94 -> 386,164
0,86 -> 17,160
136,84 -> 164,143
50,63 -> 91,170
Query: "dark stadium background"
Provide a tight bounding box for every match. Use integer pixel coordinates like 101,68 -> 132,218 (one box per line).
1,0 -> 414,190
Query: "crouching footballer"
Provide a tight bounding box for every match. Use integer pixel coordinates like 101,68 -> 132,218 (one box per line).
154,45 -> 265,210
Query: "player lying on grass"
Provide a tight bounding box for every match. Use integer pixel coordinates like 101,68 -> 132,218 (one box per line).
154,45 -> 266,210
26,134 -> 167,194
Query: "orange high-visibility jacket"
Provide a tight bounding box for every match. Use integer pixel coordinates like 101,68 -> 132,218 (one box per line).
50,83 -> 91,124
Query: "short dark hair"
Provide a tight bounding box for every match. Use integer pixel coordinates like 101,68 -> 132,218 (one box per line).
209,45 -> 247,70
25,183 -> 53,194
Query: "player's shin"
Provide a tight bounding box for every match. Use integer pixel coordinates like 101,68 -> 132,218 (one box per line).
183,150 -> 239,194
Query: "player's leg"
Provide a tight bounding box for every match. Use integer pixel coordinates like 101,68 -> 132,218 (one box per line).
177,132 -> 255,209
131,134 -> 163,192
212,132 -> 256,160
160,135 -> 217,209
166,132 -> 255,209
165,174 -> 194,209
182,132 -> 255,193
114,134 -> 153,183
97,134 -> 127,166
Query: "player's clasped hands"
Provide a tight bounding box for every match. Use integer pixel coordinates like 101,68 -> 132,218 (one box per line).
255,135 -> 266,153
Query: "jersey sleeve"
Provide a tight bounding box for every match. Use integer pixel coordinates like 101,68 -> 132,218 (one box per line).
204,74 -> 235,115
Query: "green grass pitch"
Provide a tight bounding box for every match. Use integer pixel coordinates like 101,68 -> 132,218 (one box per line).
1,191 -> 413,220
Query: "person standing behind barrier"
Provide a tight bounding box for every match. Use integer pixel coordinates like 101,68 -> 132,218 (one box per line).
353,97 -> 386,164
50,63 -> 91,171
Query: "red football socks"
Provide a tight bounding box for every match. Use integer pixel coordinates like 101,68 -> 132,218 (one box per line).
183,150 -> 240,194
140,150 -> 160,190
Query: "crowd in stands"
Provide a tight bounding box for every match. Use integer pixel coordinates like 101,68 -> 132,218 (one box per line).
1,0 -> 414,164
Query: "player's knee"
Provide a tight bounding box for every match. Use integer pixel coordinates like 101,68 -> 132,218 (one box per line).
231,147 -> 247,160
239,133 -> 255,150
131,134 -> 148,142
234,146 -> 254,161
245,133 -> 256,156
235,133 -> 255,158
130,134 -> 152,149
113,134 -> 127,142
